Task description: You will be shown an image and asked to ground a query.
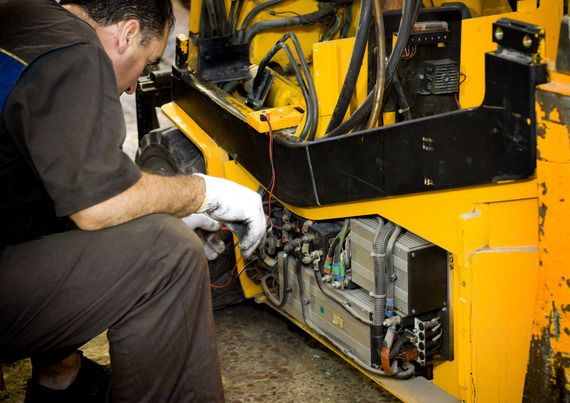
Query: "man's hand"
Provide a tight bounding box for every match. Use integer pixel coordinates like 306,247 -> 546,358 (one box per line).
182,213 -> 226,260
182,213 -> 222,232
195,174 -> 266,259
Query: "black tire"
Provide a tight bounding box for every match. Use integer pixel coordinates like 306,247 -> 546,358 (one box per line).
136,126 -> 206,175
136,127 -> 245,310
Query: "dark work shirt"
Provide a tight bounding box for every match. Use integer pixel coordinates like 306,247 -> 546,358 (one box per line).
0,0 -> 142,249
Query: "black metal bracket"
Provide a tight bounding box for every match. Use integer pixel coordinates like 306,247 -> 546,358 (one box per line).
135,68 -> 172,141
197,35 -> 250,83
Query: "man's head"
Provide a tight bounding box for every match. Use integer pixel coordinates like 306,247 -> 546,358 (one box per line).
61,0 -> 175,94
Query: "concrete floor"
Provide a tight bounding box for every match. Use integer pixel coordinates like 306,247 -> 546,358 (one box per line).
1,301 -> 400,402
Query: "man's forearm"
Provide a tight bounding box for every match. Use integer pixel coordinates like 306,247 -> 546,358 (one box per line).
70,172 -> 206,231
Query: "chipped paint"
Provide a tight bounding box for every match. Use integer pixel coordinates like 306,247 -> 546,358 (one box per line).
524,71 -> 570,400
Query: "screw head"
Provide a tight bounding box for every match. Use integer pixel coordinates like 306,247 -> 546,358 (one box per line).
522,34 -> 533,48
495,26 -> 504,41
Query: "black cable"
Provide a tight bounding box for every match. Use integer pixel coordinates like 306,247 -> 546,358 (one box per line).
321,0 -> 422,138
201,0 -> 230,38
325,1 -> 373,134
280,33 -> 319,141
231,0 -> 245,39
390,334 -> 409,360
236,0 -> 284,43
255,42 -> 312,139
228,0 -> 238,34
240,4 -> 336,44
340,1 -> 353,38
393,75 -> 412,121
249,33 -> 318,140
320,12 -> 341,42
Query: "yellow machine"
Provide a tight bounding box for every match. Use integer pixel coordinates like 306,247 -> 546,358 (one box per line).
135,0 -> 569,401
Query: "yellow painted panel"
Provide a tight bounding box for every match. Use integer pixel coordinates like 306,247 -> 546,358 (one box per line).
470,249 -> 540,402
430,199 -> 539,402
313,42 -> 340,116
312,36 -> 368,138
282,180 -> 537,255
487,199 -> 539,248
161,102 -> 229,178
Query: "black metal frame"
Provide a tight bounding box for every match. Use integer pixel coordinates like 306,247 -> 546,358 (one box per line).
133,15 -> 547,207
172,46 -> 545,207
135,69 -> 172,141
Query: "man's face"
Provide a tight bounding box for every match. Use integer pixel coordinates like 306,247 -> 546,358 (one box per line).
61,4 -> 171,96
113,27 -> 168,95
95,19 -> 169,95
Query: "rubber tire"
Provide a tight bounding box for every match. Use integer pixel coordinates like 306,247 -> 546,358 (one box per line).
136,127 -> 245,310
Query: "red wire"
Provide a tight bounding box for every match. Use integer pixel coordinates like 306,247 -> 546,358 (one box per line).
266,116 -> 276,224
210,256 -> 242,288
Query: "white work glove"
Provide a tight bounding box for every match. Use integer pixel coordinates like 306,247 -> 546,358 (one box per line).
181,213 -> 226,260
182,213 -> 222,232
194,173 -> 266,258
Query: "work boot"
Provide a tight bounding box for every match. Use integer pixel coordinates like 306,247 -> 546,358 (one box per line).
25,352 -> 111,403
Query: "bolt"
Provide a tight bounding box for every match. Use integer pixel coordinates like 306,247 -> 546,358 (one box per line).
495,26 -> 504,41
522,34 -> 533,48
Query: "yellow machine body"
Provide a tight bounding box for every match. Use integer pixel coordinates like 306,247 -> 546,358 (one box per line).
159,0 -> 569,401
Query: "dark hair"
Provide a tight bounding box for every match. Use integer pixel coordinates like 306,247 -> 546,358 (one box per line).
60,0 -> 175,46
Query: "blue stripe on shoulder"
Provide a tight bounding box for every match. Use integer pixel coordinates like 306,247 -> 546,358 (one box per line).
0,49 -> 28,112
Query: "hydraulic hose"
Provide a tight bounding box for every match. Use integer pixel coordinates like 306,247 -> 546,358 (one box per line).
325,1 -> 373,134
249,33 -> 318,140
320,0 -> 422,138
228,0 -> 237,32
241,4 -> 336,45
261,253 -> 289,307
366,0 -> 387,129
280,33 -> 319,141
372,221 -> 395,368
200,0 -> 230,38
236,0 -> 284,43
385,225 -> 402,320
230,0 -> 245,39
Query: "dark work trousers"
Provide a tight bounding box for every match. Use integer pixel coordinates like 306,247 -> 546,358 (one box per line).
0,214 -> 224,402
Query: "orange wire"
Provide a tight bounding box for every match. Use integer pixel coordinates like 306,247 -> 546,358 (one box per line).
210,256 -> 242,288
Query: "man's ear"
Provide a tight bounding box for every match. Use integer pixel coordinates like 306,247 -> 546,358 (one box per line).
117,19 -> 141,54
